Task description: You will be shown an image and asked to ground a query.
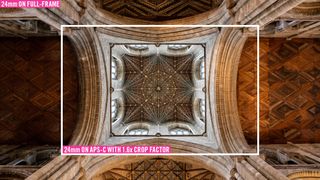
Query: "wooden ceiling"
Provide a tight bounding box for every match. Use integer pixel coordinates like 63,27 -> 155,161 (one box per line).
0,37 -> 78,145
238,38 -> 320,144
101,0 -> 223,21
121,54 -> 195,127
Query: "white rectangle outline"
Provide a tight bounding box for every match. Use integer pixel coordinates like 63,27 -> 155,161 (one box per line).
61,25 -> 260,156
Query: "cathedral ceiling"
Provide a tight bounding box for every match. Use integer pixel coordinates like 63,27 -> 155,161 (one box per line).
111,44 -> 205,136
100,158 -> 221,179
101,0 -> 223,21
122,54 -> 194,124
0,37 -> 78,145
238,38 -> 320,144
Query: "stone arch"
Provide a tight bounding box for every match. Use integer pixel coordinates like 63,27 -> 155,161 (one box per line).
26,139 -> 234,180
84,0 -> 229,25
288,171 -> 320,180
65,27 -> 107,145
211,27 -> 250,152
84,155 -> 233,179
93,157 -> 226,179
62,26 -> 253,153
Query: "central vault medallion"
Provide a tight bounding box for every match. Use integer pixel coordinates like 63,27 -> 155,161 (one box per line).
111,44 -> 206,136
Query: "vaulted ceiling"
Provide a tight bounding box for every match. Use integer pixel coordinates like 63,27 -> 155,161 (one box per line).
0,37 -> 79,145
101,158 -> 221,179
111,44 -> 205,136
122,54 -> 194,125
101,0 -> 223,21
238,38 -> 320,144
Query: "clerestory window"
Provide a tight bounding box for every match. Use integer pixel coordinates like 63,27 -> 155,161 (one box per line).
170,128 -> 192,135
127,44 -> 148,50
200,99 -> 205,118
168,44 -> 188,50
111,100 -> 118,122
126,128 -> 148,135
112,57 -> 117,80
200,57 -> 205,79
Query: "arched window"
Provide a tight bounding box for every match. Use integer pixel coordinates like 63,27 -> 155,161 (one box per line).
126,128 -> 148,135
111,100 -> 118,122
200,58 -> 205,79
111,57 -> 117,80
168,44 -> 188,50
200,99 -> 205,118
127,44 -> 148,50
170,128 -> 192,135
